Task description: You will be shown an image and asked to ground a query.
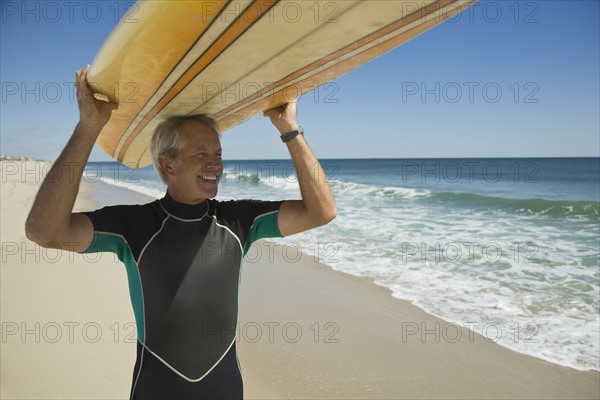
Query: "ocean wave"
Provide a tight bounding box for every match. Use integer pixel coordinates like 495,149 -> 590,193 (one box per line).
428,191 -> 600,218
259,176 -> 299,191
222,171 -> 261,183
253,176 -> 433,199
329,181 -> 431,199
322,179 -> 598,218
225,172 -> 599,219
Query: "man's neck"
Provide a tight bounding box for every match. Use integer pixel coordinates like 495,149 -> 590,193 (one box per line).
166,188 -> 207,205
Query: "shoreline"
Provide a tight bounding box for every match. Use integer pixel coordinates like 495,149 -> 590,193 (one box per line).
238,246 -> 600,399
1,160 -> 598,399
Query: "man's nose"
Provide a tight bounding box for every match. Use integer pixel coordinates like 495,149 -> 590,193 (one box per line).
205,158 -> 221,170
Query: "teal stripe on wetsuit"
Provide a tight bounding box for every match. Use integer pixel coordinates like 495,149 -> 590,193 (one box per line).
244,210 -> 281,256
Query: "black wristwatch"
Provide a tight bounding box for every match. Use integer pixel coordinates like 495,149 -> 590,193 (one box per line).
280,126 -> 304,143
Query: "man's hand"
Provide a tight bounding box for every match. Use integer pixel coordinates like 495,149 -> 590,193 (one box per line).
263,99 -> 337,236
75,64 -> 118,130
264,99 -> 300,134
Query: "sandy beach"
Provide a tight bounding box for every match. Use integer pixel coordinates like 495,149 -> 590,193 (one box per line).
1,160 -> 599,399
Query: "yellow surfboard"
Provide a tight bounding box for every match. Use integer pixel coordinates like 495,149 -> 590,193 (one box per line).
88,0 -> 475,168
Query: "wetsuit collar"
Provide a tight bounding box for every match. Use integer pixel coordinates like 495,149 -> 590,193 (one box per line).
160,191 -> 209,220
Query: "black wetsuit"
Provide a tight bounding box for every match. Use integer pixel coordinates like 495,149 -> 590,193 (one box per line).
80,192 -> 284,399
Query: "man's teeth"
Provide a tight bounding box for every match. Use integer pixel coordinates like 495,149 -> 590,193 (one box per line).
200,176 -> 217,181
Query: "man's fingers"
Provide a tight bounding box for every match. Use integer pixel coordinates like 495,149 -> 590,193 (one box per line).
75,65 -> 96,104
78,64 -> 89,78
105,101 -> 119,112
74,64 -> 90,86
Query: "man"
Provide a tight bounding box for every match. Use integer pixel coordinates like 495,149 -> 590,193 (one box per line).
25,65 -> 336,399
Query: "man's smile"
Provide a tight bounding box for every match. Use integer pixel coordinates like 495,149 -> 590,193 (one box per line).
198,175 -> 218,182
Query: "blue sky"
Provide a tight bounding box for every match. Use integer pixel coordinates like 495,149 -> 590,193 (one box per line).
1,0 -> 599,161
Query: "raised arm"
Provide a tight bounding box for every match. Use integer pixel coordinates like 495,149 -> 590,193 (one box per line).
264,100 -> 337,236
25,65 -> 117,251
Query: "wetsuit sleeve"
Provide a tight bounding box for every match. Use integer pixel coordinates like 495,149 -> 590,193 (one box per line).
217,200 -> 285,255
246,199 -> 285,238
78,205 -> 133,256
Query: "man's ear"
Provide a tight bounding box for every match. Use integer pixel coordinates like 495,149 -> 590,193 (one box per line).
158,154 -> 176,178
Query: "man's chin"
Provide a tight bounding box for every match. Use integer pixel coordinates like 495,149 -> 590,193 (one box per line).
194,179 -> 219,199
202,186 -> 218,199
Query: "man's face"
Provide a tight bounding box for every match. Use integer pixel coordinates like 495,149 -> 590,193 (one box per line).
167,120 -> 223,204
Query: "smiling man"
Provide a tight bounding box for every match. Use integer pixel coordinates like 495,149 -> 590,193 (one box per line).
25,65 -> 336,399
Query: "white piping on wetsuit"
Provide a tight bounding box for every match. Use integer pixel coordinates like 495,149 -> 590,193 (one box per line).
132,208 -> 246,383
130,215 -> 169,398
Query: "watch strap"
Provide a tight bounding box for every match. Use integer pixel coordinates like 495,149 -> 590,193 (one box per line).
280,126 -> 304,143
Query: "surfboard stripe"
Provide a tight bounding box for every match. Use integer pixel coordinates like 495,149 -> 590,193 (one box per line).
110,0 -> 236,162
117,0 -> 281,162
212,0 -> 471,124
215,0 -> 475,130
111,0 -> 254,163
110,0 -> 232,160
196,0 -> 362,117
90,1 -> 229,161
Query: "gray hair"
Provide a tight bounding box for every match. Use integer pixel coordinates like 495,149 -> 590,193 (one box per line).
151,115 -> 220,184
